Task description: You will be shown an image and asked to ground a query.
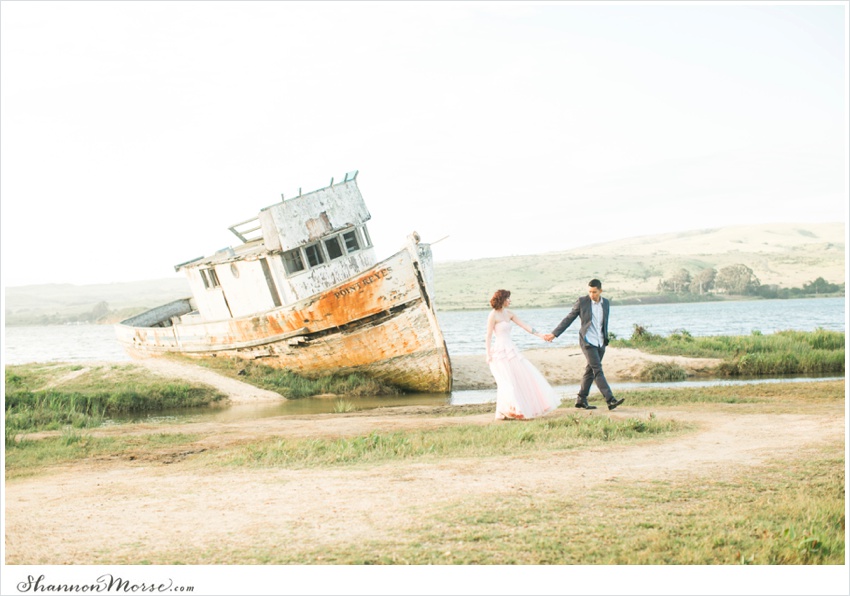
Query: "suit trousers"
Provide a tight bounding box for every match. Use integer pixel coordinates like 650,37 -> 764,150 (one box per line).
578,343 -> 615,402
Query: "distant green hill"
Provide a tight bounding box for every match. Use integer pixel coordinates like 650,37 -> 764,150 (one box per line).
432,222 -> 845,310
4,278 -> 190,325
4,222 -> 844,324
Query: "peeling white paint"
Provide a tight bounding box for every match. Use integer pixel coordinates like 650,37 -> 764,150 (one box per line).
176,178 -> 376,322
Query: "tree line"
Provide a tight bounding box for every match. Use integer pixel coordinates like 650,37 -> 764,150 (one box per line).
658,265 -> 844,298
6,301 -> 142,326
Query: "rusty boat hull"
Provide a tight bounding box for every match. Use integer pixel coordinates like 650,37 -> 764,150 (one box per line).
115,244 -> 452,393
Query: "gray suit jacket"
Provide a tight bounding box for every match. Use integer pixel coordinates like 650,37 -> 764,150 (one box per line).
552,295 -> 610,347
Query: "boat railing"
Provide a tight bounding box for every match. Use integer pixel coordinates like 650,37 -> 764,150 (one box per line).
228,217 -> 263,244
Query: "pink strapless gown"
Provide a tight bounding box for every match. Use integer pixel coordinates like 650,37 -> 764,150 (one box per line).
488,321 -> 562,420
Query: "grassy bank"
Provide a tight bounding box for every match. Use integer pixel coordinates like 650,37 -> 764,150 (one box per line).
609,379 -> 845,411
205,412 -> 688,469
203,381 -> 844,471
3,404 -> 686,479
4,363 -> 226,441
8,381 -> 843,479
613,328 -> 845,377
3,357 -> 398,445
168,354 -> 401,398
5,431 -> 201,480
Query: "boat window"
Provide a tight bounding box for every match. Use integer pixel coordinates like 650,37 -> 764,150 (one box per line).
199,267 -> 220,288
282,248 -> 305,275
324,236 -> 344,260
343,230 -> 360,253
304,242 -> 326,267
360,225 -> 372,248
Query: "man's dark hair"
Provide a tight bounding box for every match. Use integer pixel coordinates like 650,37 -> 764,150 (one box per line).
588,279 -> 602,289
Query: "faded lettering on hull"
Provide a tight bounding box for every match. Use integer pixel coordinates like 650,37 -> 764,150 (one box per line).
333,267 -> 392,299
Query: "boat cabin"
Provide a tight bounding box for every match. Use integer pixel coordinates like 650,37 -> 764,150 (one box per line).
175,171 -> 377,322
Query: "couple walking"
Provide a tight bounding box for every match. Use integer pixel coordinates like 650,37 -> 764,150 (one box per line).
485,279 -> 625,420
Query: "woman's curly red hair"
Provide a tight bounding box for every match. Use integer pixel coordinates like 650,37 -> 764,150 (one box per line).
490,289 -> 511,310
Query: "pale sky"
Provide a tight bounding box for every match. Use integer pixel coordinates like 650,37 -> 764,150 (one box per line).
1,0 -> 847,287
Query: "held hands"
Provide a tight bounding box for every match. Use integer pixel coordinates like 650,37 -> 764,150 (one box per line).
532,328 -> 555,342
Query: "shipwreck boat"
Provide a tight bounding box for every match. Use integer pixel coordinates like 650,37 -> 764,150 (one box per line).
115,171 -> 452,393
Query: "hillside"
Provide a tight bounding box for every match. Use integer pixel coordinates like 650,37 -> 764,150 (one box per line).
4,278 -> 190,325
3,222 -> 845,323
432,222 -> 845,309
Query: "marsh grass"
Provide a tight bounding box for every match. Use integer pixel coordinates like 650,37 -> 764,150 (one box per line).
204,413 -> 688,469
168,354 -> 401,398
5,363 -> 226,438
333,400 -> 355,413
613,379 -> 845,409
613,328 -> 845,376
6,380 -> 842,475
638,361 -> 688,381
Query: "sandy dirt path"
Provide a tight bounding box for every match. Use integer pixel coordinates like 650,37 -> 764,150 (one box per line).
136,358 -> 285,403
5,398 -> 844,565
448,346 -> 721,390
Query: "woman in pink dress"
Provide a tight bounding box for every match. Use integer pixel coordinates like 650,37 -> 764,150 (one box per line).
486,289 -> 564,420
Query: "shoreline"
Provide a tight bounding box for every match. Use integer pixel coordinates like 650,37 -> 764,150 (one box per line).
451,346 -> 721,390
4,347 -> 723,400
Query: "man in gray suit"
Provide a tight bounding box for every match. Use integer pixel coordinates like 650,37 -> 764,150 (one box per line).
543,279 -> 625,411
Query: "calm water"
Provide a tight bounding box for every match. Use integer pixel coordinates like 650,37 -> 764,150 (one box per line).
105,374 -> 844,424
437,297 -> 846,355
3,297 -> 845,419
3,297 -> 845,364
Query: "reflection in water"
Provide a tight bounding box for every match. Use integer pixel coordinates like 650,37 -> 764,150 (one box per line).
106,375 -> 843,426
106,392 -> 454,425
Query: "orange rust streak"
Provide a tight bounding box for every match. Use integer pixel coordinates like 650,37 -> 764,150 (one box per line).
266,316 -> 284,335
311,266 -> 398,326
227,265 -> 412,342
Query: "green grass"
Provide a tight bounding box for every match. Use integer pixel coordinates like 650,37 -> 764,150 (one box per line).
609,380 -> 845,414
332,399 -> 355,413
613,328 -> 844,376
7,381 -> 842,477
639,361 -> 689,381
7,380 -> 845,564
5,432 -> 199,479
617,378 -> 844,404
168,354 -> 401,398
341,454 -> 844,565
149,449 -> 845,565
203,413 -> 689,469
5,363 -> 226,438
